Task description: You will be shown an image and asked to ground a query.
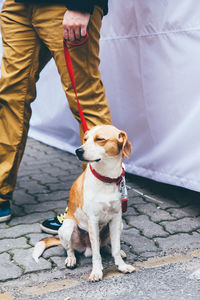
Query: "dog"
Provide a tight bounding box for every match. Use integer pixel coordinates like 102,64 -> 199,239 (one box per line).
33,125 -> 136,281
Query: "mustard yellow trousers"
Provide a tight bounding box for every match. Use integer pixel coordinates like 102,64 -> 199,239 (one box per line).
0,0 -> 112,202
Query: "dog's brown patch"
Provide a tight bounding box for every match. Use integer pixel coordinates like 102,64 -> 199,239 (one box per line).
104,138 -> 121,156
41,237 -> 61,248
65,170 -> 86,224
94,126 -> 122,157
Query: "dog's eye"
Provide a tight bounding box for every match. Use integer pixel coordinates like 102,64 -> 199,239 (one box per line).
83,137 -> 88,143
95,137 -> 105,142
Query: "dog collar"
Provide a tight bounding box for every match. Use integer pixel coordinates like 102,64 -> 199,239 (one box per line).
89,164 -> 125,185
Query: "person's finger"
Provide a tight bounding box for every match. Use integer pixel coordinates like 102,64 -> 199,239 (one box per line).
68,28 -> 75,41
74,26 -> 81,40
80,25 -> 87,38
63,27 -> 69,40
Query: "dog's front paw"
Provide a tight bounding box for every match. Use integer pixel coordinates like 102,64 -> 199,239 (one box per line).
118,263 -> 136,274
89,269 -> 103,282
65,255 -> 77,269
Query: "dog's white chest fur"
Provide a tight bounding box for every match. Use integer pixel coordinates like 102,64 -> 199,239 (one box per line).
74,166 -> 121,231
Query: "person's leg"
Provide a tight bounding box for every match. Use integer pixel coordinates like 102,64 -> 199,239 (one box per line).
32,4 -> 112,233
0,0 -> 51,221
33,4 -> 112,142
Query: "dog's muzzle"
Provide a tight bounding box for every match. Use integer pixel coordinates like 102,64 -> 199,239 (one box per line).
75,147 -> 85,161
75,147 -> 101,162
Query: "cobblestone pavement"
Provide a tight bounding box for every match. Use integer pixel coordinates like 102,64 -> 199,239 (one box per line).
1,138 -> 200,299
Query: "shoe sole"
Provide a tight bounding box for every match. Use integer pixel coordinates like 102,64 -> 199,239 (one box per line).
40,224 -> 59,235
0,214 -> 11,223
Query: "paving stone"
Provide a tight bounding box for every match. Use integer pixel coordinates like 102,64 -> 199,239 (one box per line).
17,168 -> 41,177
161,217 -> 200,234
36,190 -> 68,202
133,203 -> 175,222
50,256 -> 67,270
20,154 -> 39,163
128,195 -> 147,206
46,178 -> 76,191
0,224 -> 40,239
23,200 -> 67,214
155,232 -> 200,252
49,159 -> 76,170
46,167 -> 75,178
0,253 -> 22,281
122,218 -> 132,230
0,237 -> 29,253
28,233 -> 52,246
46,182 -> 74,192
57,173 -> 80,183
121,227 -> 158,253
42,246 -> 66,259
120,243 -> 138,261
67,167 -> 83,176
125,215 -> 169,238
30,174 -> 58,184
167,206 -> 200,218
0,223 -> 9,230
126,188 -> 145,199
10,204 -> 25,218
9,211 -> 55,226
13,189 -> 37,205
18,166 -> 49,177
12,248 -> 52,274
18,181 -> 50,194
123,206 -> 138,216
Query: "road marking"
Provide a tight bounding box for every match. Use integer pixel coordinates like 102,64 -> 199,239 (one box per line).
188,249 -> 200,257
135,253 -> 191,269
22,279 -> 79,296
0,293 -> 13,300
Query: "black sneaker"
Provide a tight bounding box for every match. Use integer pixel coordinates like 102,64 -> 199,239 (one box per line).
0,201 -> 11,222
40,213 -> 65,234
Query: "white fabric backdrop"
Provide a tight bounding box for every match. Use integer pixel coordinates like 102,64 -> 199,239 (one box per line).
1,0 -> 200,192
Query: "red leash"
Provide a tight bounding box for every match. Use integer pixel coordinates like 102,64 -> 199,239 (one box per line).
63,35 -> 128,213
63,34 -> 89,133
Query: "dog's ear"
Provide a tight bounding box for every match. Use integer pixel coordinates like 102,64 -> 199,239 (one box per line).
118,131 -> 132,158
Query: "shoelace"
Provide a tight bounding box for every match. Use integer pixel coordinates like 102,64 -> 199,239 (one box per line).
57,213 -> 66,224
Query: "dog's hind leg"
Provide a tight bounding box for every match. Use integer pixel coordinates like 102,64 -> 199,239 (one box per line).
58,218 -> 77,268
100,224 -> 126,259
84,247 -> 92,257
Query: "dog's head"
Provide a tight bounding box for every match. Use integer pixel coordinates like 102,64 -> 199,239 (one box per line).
75,125 -> 132,163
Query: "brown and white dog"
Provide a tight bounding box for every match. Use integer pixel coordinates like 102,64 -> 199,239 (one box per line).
33,125 -> 136,281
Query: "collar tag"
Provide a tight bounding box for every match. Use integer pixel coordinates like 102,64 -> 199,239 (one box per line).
120,176 -> 128,197
120,176 -> 128,213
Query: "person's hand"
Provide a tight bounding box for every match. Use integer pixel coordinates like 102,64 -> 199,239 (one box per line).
63,10 -> 90,41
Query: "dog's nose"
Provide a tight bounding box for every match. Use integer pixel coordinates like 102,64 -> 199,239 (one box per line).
75,147 -> 84,160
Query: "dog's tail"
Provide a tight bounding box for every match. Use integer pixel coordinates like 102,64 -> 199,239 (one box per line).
32,237 -> 61,263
